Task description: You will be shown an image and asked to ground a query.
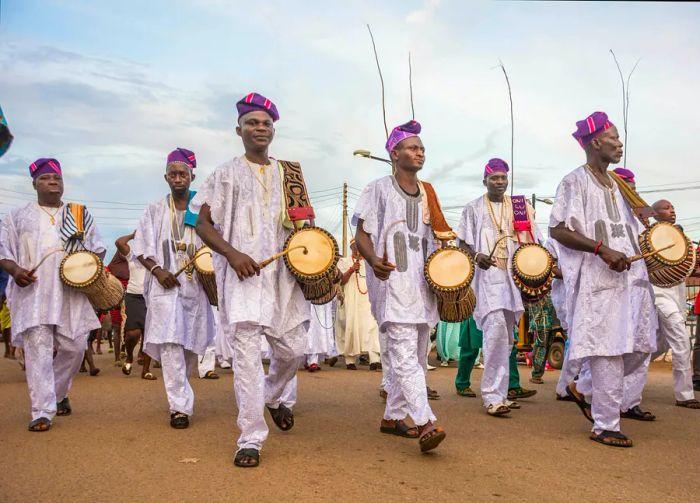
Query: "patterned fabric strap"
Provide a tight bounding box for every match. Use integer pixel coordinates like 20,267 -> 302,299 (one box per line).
609,171 -> 653,225
60,203 -> 94,253
511,195 -> 535,244
420,180 -> 456,241
278,160 -> 315,225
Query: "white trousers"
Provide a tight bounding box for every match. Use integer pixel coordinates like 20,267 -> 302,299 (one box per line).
198,344 -> 216,378
382,323 -> 435,425
159,343 -> 197,416
555,344 -> 581,397
306,353 -> 321,366
21,325 -> 87,421
229,322 -> 306,451
576,352 -> 649,435
653,312 -> 695,401
481,310 -> 516,407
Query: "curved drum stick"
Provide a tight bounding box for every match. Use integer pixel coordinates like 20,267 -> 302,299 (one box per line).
629,243 -> 674,263
174,249 -> 213,278
28,248 -> 65,275
258,245 -> 308,269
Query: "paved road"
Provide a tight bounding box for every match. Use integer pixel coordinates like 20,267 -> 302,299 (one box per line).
0,354 -> 697,502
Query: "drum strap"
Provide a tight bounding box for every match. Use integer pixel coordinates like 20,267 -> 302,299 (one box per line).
609,171 -> 654,225
511,195 -> 536,244
277,160 -> 315,229
419,181 -> 456,241
60,203 -> 94,253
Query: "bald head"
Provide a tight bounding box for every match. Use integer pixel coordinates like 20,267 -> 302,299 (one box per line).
652,199 -> 676,224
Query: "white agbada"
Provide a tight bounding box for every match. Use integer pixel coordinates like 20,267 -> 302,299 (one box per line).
0,203 -> 105,421
0,203 -> 104,344
133,195 -> 214,360
457,195 -> 541,407
549,166 -> 657,433
335,255 -> 380,363
190,156 -> 310,452
306,301 -> 337,364
353,175 -> 438,426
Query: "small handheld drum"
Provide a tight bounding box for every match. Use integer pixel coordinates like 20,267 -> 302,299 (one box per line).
283,227 -> 340,304
193,246 -> 217,306
512,243 -> 555,304
639,222 -> 695,287
424,246 -> 476,322
60,250 -> 125,312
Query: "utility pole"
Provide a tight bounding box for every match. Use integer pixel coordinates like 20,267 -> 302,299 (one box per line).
531,193 -> 536,210
342,182 -> 348,257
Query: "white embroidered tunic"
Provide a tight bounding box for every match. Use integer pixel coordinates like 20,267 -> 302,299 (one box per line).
352,176 -> 438,330
549,166 -> 657,360
133,196 -> 214,358
0,203 -> 105,344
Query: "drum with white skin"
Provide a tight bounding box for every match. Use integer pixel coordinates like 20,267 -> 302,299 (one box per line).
60,250 -> 124,312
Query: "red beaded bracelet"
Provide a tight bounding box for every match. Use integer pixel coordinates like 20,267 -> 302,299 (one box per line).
593,241 -> 603,255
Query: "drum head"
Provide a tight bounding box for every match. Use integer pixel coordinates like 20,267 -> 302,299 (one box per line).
649,223 -> 687,263
286,228 -> 335,276
62,251 -> 100,285
428,248 -> 472,288
194,247 -> 214,273
515,245 -> 549,277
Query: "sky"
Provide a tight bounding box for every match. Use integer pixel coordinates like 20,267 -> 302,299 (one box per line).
1,0 -> 700,258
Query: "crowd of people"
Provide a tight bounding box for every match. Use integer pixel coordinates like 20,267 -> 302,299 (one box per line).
0,93 -> 699,469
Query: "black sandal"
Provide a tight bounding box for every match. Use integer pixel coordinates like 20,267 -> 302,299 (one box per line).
28,417 -> 52,432
590,430 -> 633,448
418,421 -> 446,452
380,419 -> 419,438
56,397 -> 72,416
621,405 -> 656,421
566,384 -> 593,423
234,448 -> 260,468
267,404 -> 294,431
170,412 -> 189,429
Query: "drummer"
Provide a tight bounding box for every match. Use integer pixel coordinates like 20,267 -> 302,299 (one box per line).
353,119 -> 447,453
192,93 -> 311,468
132,148 -> 215,430
549,111 -> 656,447
645,199 -> 699,409
0,158 -> 106,431
457,158 -> 542,416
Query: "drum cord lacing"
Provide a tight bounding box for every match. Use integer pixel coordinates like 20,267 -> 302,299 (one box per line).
312,304 -> 335,330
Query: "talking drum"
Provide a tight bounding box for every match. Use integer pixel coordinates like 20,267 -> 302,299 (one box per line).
60,250 -> 124,312
424,246 -> 476,322
193,246 -> 217,306
638,221 -> 696,288
512,243 -> 555,304
283,227 -> 340,304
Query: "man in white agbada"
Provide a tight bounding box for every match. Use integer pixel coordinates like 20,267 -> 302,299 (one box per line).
191,92 -> 310,469
0,158 -> 105,431
457,157 -> 541,416
354,119 -> 446,453
644,200 -> 699,409
133,148 -> 214,430
550,111 -> 656,448
305,301 -> 337,371
336,240 -> 381,371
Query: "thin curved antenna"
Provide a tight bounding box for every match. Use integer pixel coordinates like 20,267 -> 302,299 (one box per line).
498,60 -> 515,196
610,50 -> 641,168
367,24 -> 389,140
408,52 -> 415,120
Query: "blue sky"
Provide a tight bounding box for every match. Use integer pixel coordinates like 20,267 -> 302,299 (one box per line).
2,0 -> 700,257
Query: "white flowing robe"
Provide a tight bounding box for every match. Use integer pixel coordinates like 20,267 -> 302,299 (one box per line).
335,256 -> 380,356
352,176 -> 439,330
306,301 -> 337,357
133,196 -> 214,359
0,203 -> 104,345
189,156 -> 309,344
549,166 -> 657,362
457,196 -> 542,329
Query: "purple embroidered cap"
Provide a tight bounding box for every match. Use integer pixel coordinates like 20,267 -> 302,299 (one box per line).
167,148 -> 196,169
385,120 -> 421,154
236,92 -> 279,122
483,158 -> 509,178
29,158 -> 62,179
613,167 -> 635,184
572,111 -> 614,148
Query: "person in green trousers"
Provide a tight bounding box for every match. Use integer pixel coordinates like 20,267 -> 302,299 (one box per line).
455,316 -> 536,400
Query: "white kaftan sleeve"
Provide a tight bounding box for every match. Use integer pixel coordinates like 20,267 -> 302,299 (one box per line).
351,182 -> 379,238
456,204 -> 477,247
0,216 -> 18,262
190,167 -> 236,227
549,173 -> 586,234
83,207 -> 106,255
132,205 -> 159,263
